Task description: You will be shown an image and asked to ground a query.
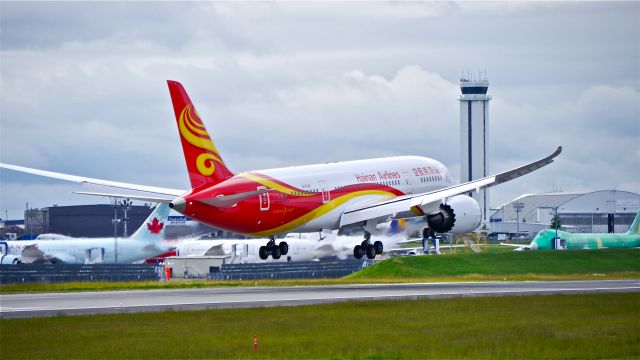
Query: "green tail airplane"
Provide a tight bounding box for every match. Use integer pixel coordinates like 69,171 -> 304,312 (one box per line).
503,210 -> 640,251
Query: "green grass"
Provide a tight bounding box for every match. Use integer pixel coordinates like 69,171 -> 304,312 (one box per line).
1,292 -> 638,359
349,248 -> 640,278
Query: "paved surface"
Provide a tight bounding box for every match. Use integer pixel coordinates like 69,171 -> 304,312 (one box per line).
1,280 -> 638,318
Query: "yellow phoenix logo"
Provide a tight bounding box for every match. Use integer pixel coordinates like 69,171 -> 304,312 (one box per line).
178,104 -> 222,176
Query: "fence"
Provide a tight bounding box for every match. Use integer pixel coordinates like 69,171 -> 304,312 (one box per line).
209,259 -> 371,280
0,264 -> 160,284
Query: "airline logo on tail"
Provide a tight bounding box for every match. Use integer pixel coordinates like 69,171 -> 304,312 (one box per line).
168,80 -> 233,189
178,104 -> 223,177
147,218 -> 165,234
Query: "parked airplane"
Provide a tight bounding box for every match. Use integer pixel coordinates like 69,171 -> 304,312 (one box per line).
0,204 -> 171,264
0,81 -> 562,260
503,210 -> 640,251
174,234 -> 332,262
172,218 -> 410,262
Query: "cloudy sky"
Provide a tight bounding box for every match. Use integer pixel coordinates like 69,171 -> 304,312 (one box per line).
1,1 -> 639,220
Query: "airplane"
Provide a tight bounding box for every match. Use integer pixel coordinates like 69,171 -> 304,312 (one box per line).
173,234 -> 333,262
0,204 -> 171,264
0,81 -> 562,260
502,210 -> 640,251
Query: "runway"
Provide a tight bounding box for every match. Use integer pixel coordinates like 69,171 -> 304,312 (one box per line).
1,280 -> 638,319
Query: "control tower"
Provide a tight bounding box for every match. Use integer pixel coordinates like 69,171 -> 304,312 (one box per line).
459,73 -> 491,222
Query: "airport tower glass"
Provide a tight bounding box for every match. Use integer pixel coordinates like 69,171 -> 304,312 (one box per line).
459,75 -> 491,223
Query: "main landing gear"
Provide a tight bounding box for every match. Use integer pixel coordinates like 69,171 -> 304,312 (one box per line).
353,232 -> 383,260
258,236 -> 289,260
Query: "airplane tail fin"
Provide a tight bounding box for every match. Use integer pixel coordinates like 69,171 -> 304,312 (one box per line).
167,80 -> 234,189
387,219 -> 407,235
627,210 -> 640,235
129,203 -> 170,242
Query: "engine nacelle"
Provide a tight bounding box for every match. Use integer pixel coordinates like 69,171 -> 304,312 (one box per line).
0,254 -> 22,264
426,195 -> 481,234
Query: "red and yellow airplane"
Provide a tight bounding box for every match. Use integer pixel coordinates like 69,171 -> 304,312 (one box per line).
1,81 -> 562,260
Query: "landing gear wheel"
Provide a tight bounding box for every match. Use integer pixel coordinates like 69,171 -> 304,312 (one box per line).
365,245 -> 376,259
279,241 -> 289,255
373,241 -> 383,255
272,245 -> 282,260
259,246 -> 269,260
353,245 -> 364,259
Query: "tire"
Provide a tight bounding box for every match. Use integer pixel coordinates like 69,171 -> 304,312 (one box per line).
272,245 -> 282,260
365,245 -> 376,259
353,245 -> 364,259
279,241 -> 289,255
259,246 -> 269,260
373,241 -> 383,254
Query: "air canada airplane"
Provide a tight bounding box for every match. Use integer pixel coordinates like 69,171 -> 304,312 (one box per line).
0,81 -> 562,260
0,204 -> 171,264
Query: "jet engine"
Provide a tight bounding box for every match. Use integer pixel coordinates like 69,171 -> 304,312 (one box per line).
426,195 -> 481,234
0,254 -> 22,264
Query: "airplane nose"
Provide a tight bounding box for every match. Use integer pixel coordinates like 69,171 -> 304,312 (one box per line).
530,242 -> 538,250
169,197 -> 186,213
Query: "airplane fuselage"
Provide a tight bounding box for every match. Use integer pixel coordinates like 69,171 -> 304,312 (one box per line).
2,238 -> 171,264
531,229 -> 640,250
176,156 -> 453,237
176,237 -> 330,262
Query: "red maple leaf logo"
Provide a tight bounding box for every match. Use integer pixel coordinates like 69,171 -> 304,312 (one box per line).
147,218 -> 164,234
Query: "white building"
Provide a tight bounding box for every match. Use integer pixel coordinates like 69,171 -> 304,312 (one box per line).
490,190 -> 640,237
459,75 -> 491,222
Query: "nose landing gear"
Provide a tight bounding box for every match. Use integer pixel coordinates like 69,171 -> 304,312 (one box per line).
259,236 -> 289,260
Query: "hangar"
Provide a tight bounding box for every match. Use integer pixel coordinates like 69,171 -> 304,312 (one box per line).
490,190 -> 640,237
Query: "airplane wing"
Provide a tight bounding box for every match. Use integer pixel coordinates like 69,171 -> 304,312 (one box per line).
204,244 -> 226,256
339,146 -> 562,227
0,163 -> 185,197
20,244 -> 74,263
499,242 -> 531,251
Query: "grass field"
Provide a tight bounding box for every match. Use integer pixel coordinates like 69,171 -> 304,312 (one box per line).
349,248 -> 640,278
1,292 -> 638,359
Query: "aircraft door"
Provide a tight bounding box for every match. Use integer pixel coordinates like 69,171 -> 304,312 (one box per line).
84,247 -> 105,264
319,181 -> 330,203
402,171 -> 414,194
258,186 -> 270,211
552,237 -> 566,250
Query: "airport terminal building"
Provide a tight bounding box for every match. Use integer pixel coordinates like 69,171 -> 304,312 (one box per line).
489,190 -> 640,237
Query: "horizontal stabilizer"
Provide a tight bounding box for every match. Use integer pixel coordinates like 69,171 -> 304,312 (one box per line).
0,163 -> 185,196
73,191 -> 174,203
196,188 -> 272,208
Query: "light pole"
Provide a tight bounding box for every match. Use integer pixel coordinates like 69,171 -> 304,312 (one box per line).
513,202 -> 525,244
120,199 -> 133,238
554,207 -> 559,240
112,201 -> 121,263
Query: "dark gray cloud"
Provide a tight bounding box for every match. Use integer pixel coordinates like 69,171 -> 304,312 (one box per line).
1,1 -> 638,219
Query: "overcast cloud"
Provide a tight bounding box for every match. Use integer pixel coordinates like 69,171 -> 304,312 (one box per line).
1,1 -> 639,220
